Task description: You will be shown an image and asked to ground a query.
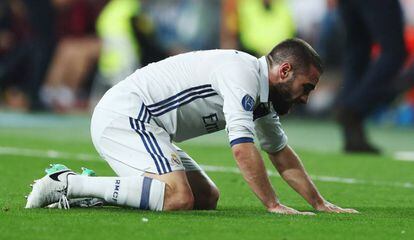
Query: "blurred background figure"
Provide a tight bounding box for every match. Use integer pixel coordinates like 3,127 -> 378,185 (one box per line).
221,0 -> 296,56
142,0 -> 220,55
316,0 -> 344,70
335,0 -> 407,154
41,0 -> 106,112
89,0 -> 139,109
89,0 -> 221,109
0,0 -> 56,111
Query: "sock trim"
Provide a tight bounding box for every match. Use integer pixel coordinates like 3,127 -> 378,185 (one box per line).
140,177 -> 153,210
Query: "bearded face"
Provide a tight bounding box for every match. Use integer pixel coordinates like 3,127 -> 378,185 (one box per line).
267,63 -> 320,115
268,78 -> 295,115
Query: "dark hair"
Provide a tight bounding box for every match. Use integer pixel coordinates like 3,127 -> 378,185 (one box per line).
266,38 -> 323,74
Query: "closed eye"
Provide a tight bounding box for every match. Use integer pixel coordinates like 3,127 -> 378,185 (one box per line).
303,83 -> 315,95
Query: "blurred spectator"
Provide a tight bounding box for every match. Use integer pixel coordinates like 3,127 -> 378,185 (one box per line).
336,0 -> 407,154
0,0 -> 56,111
221,0 -> 296,56
40,0 -> 106,112
302,0 -> 344,117
316,0 -> 344,69
142,0 -> 220,55
289,0 -> 325,42
89,0 -> 140,109
96,0 -> 139,85
0,0 -> 28,109
89,0 -> 222,110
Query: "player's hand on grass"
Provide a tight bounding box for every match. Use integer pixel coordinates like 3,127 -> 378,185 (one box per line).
315,201 -> 359,213
268,204 -> 315,215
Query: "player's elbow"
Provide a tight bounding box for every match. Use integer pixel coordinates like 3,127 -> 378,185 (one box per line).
232,142 -> 254,160
233,147 -> 244,160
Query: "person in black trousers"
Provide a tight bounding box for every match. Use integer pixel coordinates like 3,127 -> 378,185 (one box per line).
336,0 -> 407,154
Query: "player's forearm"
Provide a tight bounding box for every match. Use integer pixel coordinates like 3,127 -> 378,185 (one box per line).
232,143 -> 279,209
268,146 -> 324,208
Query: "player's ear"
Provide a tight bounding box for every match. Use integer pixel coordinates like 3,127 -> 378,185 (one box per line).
279,62 -> 292,80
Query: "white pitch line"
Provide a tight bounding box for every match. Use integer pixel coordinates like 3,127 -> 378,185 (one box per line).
0,146 -> 413,189
394,151 -> 414,162
200,165 -> 414,189
0,146 -> 97,161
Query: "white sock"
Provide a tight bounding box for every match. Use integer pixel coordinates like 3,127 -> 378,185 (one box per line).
67,175 -> 165,211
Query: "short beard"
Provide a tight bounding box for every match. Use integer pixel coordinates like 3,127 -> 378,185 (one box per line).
269,79 -> 294,115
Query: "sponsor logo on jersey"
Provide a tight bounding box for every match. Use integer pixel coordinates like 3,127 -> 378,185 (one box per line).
242,94 -> 255,111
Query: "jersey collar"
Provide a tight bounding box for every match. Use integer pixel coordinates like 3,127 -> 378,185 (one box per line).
258,56 -> 269,103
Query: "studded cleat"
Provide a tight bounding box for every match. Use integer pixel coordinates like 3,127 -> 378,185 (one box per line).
46,166 -> 104,209
25,164 -> 75,209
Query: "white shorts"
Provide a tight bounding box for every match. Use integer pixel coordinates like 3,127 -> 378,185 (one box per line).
91,107 -> 202,176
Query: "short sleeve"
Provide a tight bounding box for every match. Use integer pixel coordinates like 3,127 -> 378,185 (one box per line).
254,104 -> 288,153
214,63 -> 260,147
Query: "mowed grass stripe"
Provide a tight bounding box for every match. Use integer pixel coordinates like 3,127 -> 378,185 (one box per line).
1,146 -> 413,190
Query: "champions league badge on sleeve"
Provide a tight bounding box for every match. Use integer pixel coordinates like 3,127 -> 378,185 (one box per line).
241,94 -> 255,111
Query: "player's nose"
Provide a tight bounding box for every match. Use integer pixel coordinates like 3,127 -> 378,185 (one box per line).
298,95 -> 309,104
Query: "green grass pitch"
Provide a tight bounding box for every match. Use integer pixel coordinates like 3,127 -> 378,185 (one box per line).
0,112 -> 413,240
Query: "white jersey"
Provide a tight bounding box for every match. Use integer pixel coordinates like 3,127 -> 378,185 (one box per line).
96,50 -> 287,153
